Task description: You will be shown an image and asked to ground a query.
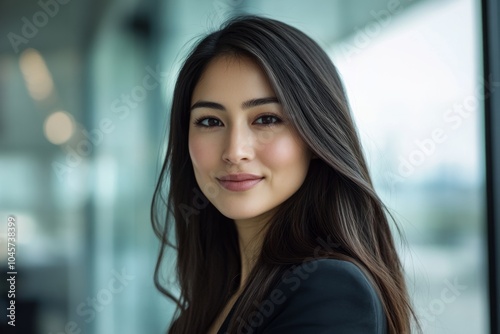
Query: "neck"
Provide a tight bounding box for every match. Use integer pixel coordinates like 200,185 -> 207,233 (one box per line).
233,212 -> 273,291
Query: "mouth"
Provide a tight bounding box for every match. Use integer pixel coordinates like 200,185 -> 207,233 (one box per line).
216,174 -> 264,192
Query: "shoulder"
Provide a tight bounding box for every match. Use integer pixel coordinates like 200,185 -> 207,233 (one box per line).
281,258 -> 376,292
258,258 -> 387,334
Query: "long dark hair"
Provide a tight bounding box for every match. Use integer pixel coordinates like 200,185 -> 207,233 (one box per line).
151,15 -> 418,334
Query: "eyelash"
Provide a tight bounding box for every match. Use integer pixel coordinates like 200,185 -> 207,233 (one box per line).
192,114 -> 283,128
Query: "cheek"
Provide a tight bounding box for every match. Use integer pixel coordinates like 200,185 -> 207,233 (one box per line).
260,133 -> 309,171
188,134 -> 218,171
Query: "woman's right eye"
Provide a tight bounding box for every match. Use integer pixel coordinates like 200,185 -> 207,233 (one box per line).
193,117 -> 223,128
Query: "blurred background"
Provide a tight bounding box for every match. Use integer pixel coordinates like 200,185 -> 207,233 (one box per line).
0,0 -> 490,333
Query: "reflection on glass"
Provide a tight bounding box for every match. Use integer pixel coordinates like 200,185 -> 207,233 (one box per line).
331,0 -> 486,333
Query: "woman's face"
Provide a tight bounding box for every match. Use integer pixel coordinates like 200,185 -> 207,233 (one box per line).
188,55 -> 312,223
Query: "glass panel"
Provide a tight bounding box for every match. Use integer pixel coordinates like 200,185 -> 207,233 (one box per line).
0,1 -> 486,333
329,0 -> 487,332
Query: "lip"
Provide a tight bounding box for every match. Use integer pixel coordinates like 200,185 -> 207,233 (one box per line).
217,173 -> 264,192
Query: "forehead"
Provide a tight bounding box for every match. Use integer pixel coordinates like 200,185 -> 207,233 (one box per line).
191,55 -> 276,103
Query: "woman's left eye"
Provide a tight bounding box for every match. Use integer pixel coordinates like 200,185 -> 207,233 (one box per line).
254,115 -> 282,126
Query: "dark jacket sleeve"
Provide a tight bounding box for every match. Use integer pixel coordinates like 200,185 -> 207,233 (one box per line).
260,259 -> 387,334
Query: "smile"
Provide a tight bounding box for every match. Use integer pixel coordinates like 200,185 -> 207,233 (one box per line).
217,177 -> 264,192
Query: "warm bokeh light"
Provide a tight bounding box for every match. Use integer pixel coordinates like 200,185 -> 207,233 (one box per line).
0,1 -> 486,333
44,111 -> 74,144
19,48 -> 54,101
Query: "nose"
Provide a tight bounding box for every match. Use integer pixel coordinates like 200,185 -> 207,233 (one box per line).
221,123 -> 255,165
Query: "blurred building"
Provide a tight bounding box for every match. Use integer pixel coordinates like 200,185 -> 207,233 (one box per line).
0,0 -> 494,333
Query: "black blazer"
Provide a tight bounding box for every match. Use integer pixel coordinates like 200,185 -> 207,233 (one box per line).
218,259 -> 387,334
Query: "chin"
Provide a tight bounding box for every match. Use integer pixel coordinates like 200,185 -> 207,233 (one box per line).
217,210 -> 258,221
214,203 -> 278,224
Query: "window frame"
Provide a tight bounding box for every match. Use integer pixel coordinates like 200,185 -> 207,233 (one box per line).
482,0 -> 500,333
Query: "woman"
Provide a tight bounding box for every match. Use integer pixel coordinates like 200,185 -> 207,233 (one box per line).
151,15 -> 418,334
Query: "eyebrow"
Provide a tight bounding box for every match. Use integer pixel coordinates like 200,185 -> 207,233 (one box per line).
190,97 -> 280,112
